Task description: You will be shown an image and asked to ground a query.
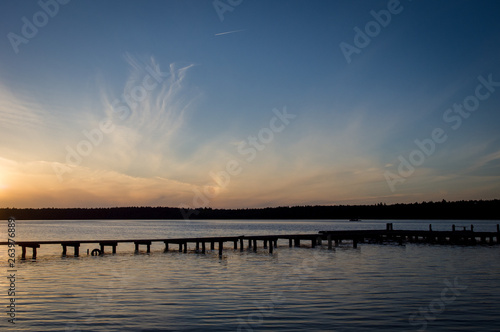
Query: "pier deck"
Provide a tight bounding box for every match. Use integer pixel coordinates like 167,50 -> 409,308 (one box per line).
1,224 -> 498,259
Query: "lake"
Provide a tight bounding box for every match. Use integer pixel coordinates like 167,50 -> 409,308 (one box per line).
1,219 -> 500,331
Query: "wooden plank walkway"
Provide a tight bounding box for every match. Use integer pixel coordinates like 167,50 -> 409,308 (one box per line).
1,223 -> 498,260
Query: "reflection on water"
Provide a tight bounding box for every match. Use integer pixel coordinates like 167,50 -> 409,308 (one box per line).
0,220 -> 499,331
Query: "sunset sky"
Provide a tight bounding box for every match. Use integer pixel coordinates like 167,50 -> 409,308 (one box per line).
1,0 -> 499,208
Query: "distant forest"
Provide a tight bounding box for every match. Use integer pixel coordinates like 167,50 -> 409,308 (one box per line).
1,199 -> 499,220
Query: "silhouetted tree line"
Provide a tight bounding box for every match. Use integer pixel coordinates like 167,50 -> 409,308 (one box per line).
1,199 -> 499,220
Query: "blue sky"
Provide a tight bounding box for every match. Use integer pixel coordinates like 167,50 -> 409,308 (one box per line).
0,0 -> 499,208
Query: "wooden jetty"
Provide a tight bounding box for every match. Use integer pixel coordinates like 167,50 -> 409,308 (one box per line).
1,223 -> 498,260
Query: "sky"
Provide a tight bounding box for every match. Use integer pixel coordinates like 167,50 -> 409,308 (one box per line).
0,0 -> 499,209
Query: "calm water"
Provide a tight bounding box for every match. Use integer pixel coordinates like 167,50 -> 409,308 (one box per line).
1,219 -> 499,331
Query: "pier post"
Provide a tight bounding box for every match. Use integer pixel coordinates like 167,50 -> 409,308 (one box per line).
112,245 -> 116,254
452,224 -> 455,232
178,243 -> 182,252
74,246 -> 79,256
135,243 -> 139,252
196,242 -> 200,252
240,238 -> 244,252
147,244 -> 150,253
311,238 -> 316,248
274,239 -> 278,248
202,241 -> 206,254
183,242 -> 187,253
100,244 -> 105,254
263,240 -> 268,249
294,239 -> 300,247
32,247 -> 38,259
253,239 -> 257,252
234,240 -> 238,250
353,238 -> 358,249
248,239 -> 252,249
386,223 -> 393,231
317,237 -> 322,245
269,242 -> 273,254
471,224 -> 474,232
21,246 -> 26,260
328,235 -> 332,250
62,245 -> 67,256
429,224 -> 432,231
164,242 -> 169,252
218,241 -> 223,257
211,242 -> 215,250
289,239 -> 292,247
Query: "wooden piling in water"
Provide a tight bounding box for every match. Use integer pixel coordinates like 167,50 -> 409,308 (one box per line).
218,241 -> 223,257
202,241 -> 206,254
62,242 -> 80,257
240,238 -> 244,252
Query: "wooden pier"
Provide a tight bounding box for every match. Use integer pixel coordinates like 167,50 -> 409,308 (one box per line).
1,223 -> 498,260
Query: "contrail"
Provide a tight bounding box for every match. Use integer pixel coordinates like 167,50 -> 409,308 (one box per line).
214,29 -> 246,36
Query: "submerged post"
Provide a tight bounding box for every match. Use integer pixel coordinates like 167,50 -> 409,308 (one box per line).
253,239 -> 257,252
202,241 -> 206,254
218,241 -> 223,257
328,234 -> 332,250
240,237 -> 244,252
